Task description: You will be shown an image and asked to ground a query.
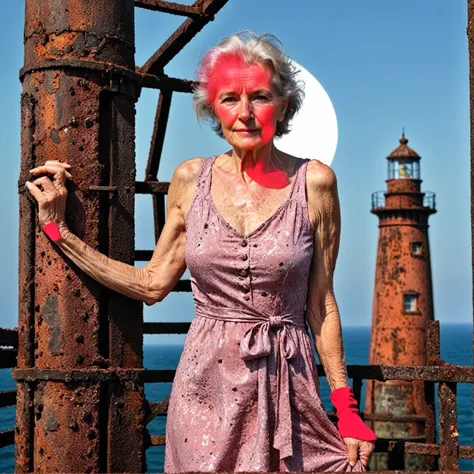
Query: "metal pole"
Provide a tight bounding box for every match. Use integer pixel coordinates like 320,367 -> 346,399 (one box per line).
15,1 -> 144,471
468,1 -> 474,471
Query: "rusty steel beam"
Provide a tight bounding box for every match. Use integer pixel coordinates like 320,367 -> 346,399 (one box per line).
363,413 -> 426,423
146,92 -> 173,181
142,369 -> 176,383
0,430 -> 15,448
139,73 -> 195,92
146,91 -> 172,240
424,382 -> 437,471
468,2 -> 474,473
0,328 -> 18,347
146,400 -> 428,423
426,320 -> 442,366
17,1 -> 144,472
149,435 -> 166,446
438,382 -> 459,470
149,435 -> 474,459
139,0 -> 229,75
375,440 -> 473,459
136,181 -> 170,194
153,194 -> 167,242
352,377 -> 362,406
145,397 -> 170,424
143,322 -> 192,333
460,445 -> 474,459
0,390 -> 16,408
142,364 -> 474,384
14,368 -> 145,383
0,349 -> 16,368
424,320 -> 439,470
135,0 -> 212,18
345,364 -> 473,383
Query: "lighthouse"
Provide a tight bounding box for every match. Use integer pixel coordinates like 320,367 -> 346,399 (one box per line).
365,134 -> 436,470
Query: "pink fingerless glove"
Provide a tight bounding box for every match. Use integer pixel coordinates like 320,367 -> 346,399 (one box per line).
42,222 -> 63,242
330,386 -> 377,442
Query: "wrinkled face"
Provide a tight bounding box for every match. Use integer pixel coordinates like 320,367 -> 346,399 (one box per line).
208,56 -> 287,150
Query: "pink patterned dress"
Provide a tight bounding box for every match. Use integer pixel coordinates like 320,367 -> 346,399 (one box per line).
164,156 -> 365,472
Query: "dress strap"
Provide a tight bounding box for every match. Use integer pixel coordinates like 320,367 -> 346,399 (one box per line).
195,155 -> 217,199
289,158 -> 310,203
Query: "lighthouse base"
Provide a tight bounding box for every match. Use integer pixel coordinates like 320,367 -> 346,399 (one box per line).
367,380 -> 427,470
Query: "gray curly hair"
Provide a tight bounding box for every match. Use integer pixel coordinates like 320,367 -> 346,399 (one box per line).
193,31 -> 305,138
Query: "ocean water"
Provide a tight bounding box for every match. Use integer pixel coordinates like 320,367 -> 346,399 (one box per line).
0,324 -> 472,472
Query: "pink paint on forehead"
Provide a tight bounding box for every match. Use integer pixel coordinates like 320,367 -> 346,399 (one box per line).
207,54 -> 273,102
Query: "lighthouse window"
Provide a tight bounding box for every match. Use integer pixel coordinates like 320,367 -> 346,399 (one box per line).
411,242 -> 423,256
403,294 -> 418,313
388,160 -> 420,179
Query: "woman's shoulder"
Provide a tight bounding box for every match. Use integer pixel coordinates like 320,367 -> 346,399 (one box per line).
170,157 -> 208,191
305,158 -> 337,193
173,157 -> 205,180
167,158 -> 207,205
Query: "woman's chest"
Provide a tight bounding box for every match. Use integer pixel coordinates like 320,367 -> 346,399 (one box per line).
185,194 -> 314,284
185,207 -> 314,296
210,179 -> 293,237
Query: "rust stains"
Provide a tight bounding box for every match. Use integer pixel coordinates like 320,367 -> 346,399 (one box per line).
41,295 -> 62,355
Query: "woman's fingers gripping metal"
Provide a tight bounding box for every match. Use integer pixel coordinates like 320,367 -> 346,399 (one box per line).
45,160 -> 72,169
30,164 -> 73,180
32,176 -> 57,193
24,180 -> 45,203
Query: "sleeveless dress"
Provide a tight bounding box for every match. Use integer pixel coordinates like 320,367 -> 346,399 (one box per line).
164,156 -> 365,472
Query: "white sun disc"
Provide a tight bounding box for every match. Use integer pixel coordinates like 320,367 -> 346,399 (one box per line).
275,61 -> 338,166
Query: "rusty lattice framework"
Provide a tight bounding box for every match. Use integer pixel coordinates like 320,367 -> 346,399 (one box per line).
0,0 -> 472,472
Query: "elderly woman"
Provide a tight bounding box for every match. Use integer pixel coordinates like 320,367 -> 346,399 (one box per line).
26,32 -> 375,472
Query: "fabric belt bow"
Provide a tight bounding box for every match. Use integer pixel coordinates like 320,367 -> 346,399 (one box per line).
195,302 -> 305,460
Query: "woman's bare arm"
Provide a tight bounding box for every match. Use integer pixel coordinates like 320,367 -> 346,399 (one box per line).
26,158 -> 203,306
305,160 -> 348,390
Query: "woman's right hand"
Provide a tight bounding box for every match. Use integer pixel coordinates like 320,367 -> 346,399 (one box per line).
25,160 -> 73,228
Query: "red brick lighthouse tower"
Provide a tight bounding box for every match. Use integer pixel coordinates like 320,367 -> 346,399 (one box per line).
365,134 -> 436,469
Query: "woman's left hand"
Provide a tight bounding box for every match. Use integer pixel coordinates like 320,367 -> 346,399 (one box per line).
343,437 -> 375,467
25,160 -> 72,227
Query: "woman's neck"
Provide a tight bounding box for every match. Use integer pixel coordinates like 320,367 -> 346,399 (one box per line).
222,142 -> 291,189
228,142 -> 283,174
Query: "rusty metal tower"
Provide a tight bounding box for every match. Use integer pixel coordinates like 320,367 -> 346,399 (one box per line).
365,134 -> 436,470
14,0 -> 228,472
16,1 -> 144,471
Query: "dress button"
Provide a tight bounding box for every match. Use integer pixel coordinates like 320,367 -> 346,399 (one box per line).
261,291 -> 268,297
240,269 -> 249,277
243,295 -> 250,301
240,240 -> 248,247
240,254 -> 248,261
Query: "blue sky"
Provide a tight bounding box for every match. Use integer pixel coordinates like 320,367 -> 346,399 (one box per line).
0,2 -> 471,344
